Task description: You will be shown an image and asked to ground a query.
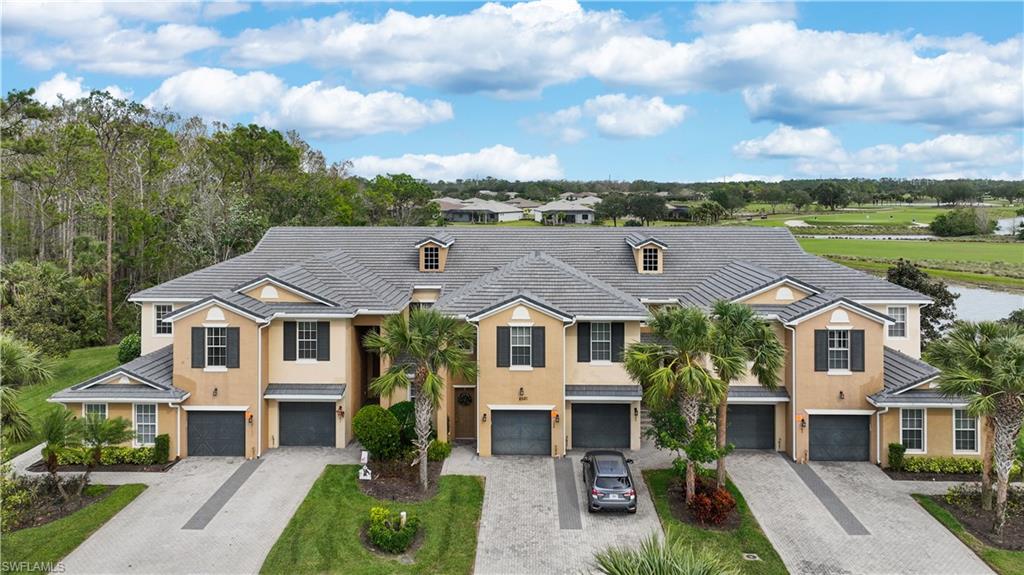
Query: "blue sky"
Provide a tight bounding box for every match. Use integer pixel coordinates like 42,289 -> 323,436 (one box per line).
3,1 -> 1022,182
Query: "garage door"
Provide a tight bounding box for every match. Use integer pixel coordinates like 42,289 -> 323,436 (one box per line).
809,415 -> 870,461
280,402 -> 336,447
491,410 -> 551,455
188,411 -> 245,456
572,403 -> 630,449
727,405 -> 775,450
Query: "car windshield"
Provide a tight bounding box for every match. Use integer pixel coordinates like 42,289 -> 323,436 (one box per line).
595,476 -> 630,489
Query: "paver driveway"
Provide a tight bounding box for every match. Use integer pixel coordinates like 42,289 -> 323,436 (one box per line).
58,447 -> 359,574
728,451 -> 993,575
444,447 -> 663,575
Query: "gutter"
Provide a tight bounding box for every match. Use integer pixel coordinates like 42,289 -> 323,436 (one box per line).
784,324 -> 798,461
258,322 -> 267,457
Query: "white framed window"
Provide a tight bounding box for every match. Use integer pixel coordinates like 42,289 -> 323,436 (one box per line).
297,321 -> 318,360
887,306 -> 907,338
642,247 -> 659,272
510,326 -> 532,367
954,410 -> 978,453
155,304 -> 173,335
827,329 -> 850,371
84,403 -> 107,420
423,246 -> 440,270
901,408 -> 925,453
591,322 -> 612,362
134,403 -> 157,446
206,326 -> 227,367
409,301 -> 435,312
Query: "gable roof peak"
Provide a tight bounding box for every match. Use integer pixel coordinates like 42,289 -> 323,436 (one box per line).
624,232 -> 668,249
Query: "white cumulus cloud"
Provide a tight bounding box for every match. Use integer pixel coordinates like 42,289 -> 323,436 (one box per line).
34,72 -> 132,105
144,67 -> 284,118
712,173 -> 786,183
733,125 -> 842,159
690,2 -> 796,33
349,145 -> 563,181
527,94 -> 687,142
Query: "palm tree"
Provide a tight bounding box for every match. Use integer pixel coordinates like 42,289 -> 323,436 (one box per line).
592,529 -> 740,575
364,308 -> 477,492
78,414 -> 135,496
926,321 -> 1024,537
709,301 -> 785,487
0,334 -> 54,388
0,386 -> 34,444
38,408 -> 82,502
625,307 -> 726,504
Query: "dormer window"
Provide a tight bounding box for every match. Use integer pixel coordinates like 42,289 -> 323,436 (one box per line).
423,246 -> 440,270
642,247 -> 660,272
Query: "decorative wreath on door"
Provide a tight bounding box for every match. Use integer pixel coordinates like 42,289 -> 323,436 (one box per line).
457,391 -> 473,406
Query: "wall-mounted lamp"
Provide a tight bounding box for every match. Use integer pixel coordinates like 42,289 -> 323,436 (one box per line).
551,409 -> 559,425
246,411 -> 254,424
634,407 -> 639,420
482,413 -> 488,423
336,406 -> 345,419
838,391 -> 845,400
213,387 -> 218,397
518,387 -> 525,399
801,418 -> 807,429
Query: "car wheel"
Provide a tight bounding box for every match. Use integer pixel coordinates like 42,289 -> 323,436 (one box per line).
627,507 -> 637,514
587,506 -> 596,514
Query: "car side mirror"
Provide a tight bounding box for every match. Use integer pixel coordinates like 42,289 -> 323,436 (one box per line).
581,457 -> 591,463
625,459 -> 634,464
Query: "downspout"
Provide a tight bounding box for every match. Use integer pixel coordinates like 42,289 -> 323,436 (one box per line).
257,322 -> 267,457
471,319 -> 481,456
175,404 -> 181,458
875,406 -> 889,465
562,319 -> 576,457
784,324 -> 797,461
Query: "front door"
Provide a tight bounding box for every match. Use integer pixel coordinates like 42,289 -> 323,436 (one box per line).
357,326 -> 381,406
454,388 -> 477,440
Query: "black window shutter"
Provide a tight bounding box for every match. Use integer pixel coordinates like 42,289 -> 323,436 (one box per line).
611,323 -> 625,362
317,321 -> 331,361
496,326 -> 510,367
814,330 -> 828,372
283,321 -> 296,361
577,322 -> 591,363
191,327 -> 205,368
532,326 -> 546,367
851,330 -> 865,372
226,327 -> 240,368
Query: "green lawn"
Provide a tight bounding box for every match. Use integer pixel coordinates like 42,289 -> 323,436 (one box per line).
5,345 -> 119,459
914,494 -> 1024,575
798,238 -> 1024,265
834,258 -> 1024,291
261,465 -> 484,575
2,484 -> 146,571
642,469 -> 787,575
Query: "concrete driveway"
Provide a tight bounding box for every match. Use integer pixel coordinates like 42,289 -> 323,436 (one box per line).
444,447 -> 663,574
727,451 -> 993,575
58,447 -> 359,574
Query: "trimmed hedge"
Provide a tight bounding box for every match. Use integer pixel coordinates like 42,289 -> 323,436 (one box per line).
367,506 -> 420,553
888,443 -> 907,471
154,434 -> 170,463
353,405 -> 402,460
57,446 -> 156,466
427,440 -> 451,462
903,456 -> 982,474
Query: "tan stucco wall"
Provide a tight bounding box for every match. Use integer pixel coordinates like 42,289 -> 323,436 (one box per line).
172,305 -> 262,459
565,322 -> 640,384
632,246 -> 663,274
243,283 -> 314,303
476,304 -> 565,457
879,408 -> 987,467
267,318 -> 350,384
411,289 -> 441,304
418,243 -> 449,272
740,284 -> 812,305
791,308 -> 885,463
867,304 -> 922,358
140,302 -> 176,355
63,402 -> 180,458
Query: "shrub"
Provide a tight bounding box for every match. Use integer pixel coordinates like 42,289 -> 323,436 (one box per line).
685,476 -> 736,526
353,405 -> 402,460
623,220 -> 642,227
0,459 -> 37,533
154,434 -> 170,463
888,443 -> 907,471
930,208 -> 995,237
903,456 -> 982,474
367,506 -> 420,553
60,446 -> 155,466
427,440 -> 451,461
388,401 -> 417,446
592,530 -> 740,575
117,333 -> 141,363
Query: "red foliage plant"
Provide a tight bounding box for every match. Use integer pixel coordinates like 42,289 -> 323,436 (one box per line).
687,478 -> 736,525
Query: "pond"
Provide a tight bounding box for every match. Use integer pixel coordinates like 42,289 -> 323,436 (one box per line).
950,285 -> 1022,322
995,216 -> 1020,236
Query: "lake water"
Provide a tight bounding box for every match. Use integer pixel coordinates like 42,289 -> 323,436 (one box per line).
996,217 -> 1020,236
950,285 -> 1022,321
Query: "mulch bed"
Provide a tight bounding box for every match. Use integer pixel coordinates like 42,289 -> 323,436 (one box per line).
359,459 -> 444,502
885,469 -> 983,482
665,475 -> 741,531
927,494 -> 1024,550
26,459 -> 178,473
358,523 -> 425,564
9,485 -> 114,532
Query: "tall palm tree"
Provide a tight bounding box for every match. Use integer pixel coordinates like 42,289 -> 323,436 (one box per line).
625,307 -> 726,504
709,301 -> 786,487
0,334 -> 54,388
38,408 -> 82,502
0,386 -> 34,444
78,414 -> 135,496
364,308 -> 477,492
926,321 -> 1024,538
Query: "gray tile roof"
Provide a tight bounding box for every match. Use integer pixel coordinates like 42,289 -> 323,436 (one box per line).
436,251 -> 649,318
132,227 -> 928,315
728,386 -> 790,401
687,261 -> 785,308
51,384 -> 187,402
52,346 -> 186,402
566,385 -> 643,399
264,384 -> 347,398
73,345 -> 175,390
881,347 -> 942,394
415,231 -> 455,247
869,389 -> 967,406
624,233 -> 668,249
765,293 -> 893,324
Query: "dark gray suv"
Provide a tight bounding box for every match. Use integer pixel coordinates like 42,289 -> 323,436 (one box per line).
581,450 -> 637,513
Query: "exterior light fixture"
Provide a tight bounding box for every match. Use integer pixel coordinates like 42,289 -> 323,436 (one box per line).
801,418 -> 807,429
336,406 -> 345,418
482,413 -> 487,423
839,391 -> 845,400
634,407 -> 639,420
551,409 -> 559,424
245,411 -> 254,424
213,387 -> 218,397
518,387 -> 525,399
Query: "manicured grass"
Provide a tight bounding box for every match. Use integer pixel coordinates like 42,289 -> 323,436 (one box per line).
913,494 -> 1024,575
643,469 -> 787,575
5,345 -> 120,459
1,484 -> 146,571
798,238 -> 1024,265
834,258 -> 1024,291
261,465 -> 484,575
449,219 -> 542,227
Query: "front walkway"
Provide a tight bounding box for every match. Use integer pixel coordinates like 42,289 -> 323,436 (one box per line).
728,450 -> 993,575
51,447 -> 360,574
444,445 -> 665,574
